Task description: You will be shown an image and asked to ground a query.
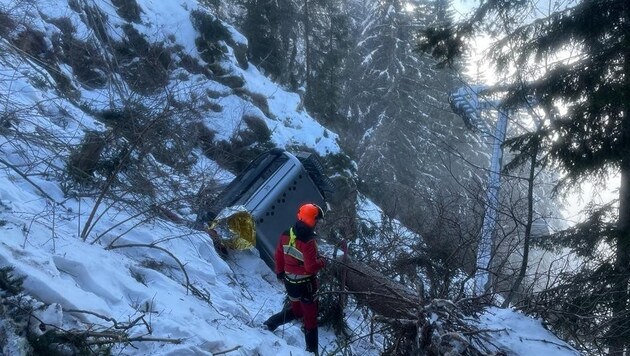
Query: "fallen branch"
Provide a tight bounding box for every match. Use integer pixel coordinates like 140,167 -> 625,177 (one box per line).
107,243 -> 191,294
0,157 -> 59,204
213,345 -> 242,355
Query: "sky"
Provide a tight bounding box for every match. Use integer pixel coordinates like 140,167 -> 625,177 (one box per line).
0,0 -> 584,354
448,0 -> 620,223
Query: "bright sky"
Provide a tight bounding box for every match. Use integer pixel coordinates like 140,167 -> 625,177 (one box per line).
447,0 -> 621,223
0,0 -> 582,354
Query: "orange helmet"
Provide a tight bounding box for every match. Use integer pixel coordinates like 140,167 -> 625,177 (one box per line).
297,203 -> 324,227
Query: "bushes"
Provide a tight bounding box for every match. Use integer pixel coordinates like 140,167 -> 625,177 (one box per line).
114,25 -> 172,94
199,114 -> 273,173
111,0 -> 142,23
67,131 -> 109,181
0,10 -> 16,37
192,10 -> 248,69
58,37 -> 109,89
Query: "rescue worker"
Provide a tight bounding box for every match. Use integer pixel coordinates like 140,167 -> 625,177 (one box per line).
263,203 -> 327,355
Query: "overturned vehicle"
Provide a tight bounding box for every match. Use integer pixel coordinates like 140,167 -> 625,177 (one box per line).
204,148 -> 334,269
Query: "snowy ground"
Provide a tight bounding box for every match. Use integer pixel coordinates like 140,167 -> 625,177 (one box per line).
0,168 -> 376,355
0,171 -> 580,355
0,0 -> 582,354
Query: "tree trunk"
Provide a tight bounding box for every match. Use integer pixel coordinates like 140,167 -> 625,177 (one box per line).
331,257 -> 419,319
502,136 -> 538,307
611,157 -> 630,356
303,0 -> 312,104
610,3 -> 630,354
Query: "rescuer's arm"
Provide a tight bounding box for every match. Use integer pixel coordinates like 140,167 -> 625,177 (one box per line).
302,240 -> 325,274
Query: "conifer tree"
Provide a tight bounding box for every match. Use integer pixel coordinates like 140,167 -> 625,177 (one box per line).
421,1 -> 630,354
303,0 -> 352,127
240,0 -> 284,79
240,0 -> 300,84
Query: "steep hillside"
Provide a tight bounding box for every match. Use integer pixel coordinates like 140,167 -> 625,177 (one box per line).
0,0 -> 577,355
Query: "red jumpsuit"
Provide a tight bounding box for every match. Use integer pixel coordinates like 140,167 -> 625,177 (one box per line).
274,221 -> 326,330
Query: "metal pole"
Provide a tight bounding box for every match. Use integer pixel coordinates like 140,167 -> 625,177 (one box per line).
474,109 -> 508,295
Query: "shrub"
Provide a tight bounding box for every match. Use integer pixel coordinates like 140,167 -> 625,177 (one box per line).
114,25 -> 171,94
0,267 -> 24,297
111,0 -> 143,23
241,115 -> 271,145
67,130 -> 109,181
190,10 -> 230,65
13,29 -> 47,59
58,37 -> 108,89
45,16 -> 75,36
0,10 -> 16,37
178,53 -> 211,78
234,88 -> 270,117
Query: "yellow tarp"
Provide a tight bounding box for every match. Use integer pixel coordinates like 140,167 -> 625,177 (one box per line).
209,206 -> 256,250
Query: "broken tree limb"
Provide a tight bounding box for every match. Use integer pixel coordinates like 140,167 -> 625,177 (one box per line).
329,256 -> 420,319
326,255 -> 498,355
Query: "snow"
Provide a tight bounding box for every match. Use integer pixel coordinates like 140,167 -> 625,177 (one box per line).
0,0 -> 580,355
474,307 -> 580,355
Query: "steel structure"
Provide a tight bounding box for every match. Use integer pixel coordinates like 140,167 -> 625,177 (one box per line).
450,85 -> 509,296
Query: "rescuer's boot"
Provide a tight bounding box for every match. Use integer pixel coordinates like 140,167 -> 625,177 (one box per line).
263,308 -> 295,331
304,327 -> 318,355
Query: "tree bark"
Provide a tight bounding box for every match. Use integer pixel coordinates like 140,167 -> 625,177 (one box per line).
330,256 -> 419,319
503,133 -> 539,307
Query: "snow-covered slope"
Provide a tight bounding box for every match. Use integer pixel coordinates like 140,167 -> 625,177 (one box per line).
0,0 -> 579,355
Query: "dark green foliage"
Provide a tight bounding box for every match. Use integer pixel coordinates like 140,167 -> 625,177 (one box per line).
199,0 -> 221,10
83,5 -> 110,46
241,116 -> 271,144
45,16 -> 75,35
234,88 -> 271,117
201,114 -> 273,173
178,52 -> 212,78
46,15 -> 108,90
417,25 -> 464,68
190,9 -> 230,65
111,0 -> 143,23
419,0 -> 630,353
240,0 -> 288,81
522,262 -> 621,355
114,25 -> 172,94
12,29 -> 48,58
214,73 -> 245,88
213,143 -> 273,174
28,329 -> 113,356
415,0 -> 461,69
195,121 -> 217,155
0,267 -> 24,297
67,0 -> 81,13
317,267 -> 349,336
65,102 -> 200,196
0,10 -> 16,36
305,3 -> 353,128
9,27 -> 83,99
535,203 -> 619,258
340,0 -> 478,241
322,153 -> 354,177
205,118 -> 275,173
0,268 -> 32,354
98,104 -> 198,173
